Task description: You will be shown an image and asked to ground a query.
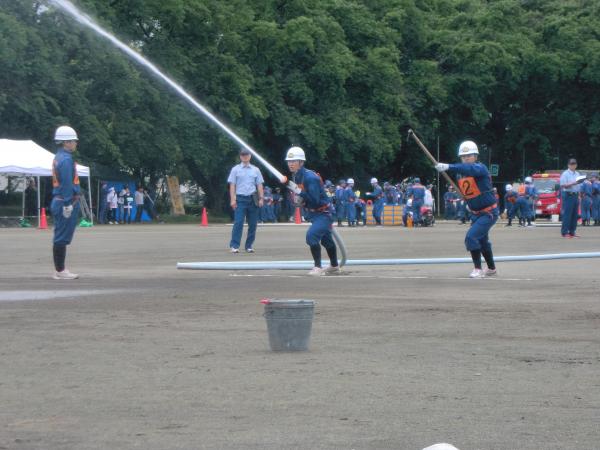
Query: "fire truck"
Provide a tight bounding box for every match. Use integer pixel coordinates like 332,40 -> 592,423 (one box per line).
531,172 -> 561,218
531,170 -> 598,217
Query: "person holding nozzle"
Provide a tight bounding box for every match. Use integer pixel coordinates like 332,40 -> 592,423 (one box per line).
435,140 -> 498,278
50,125 -> 81,280
285,146 -> 340,276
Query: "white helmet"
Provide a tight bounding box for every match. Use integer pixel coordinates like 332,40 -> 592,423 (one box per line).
525,176 -> 532,183
347,178 -> 354,185
370,177 -> 378,184
457,140 -> 479,156
285,146 -> 306,161
505,184 -> 513,191
55,125 -> 78,141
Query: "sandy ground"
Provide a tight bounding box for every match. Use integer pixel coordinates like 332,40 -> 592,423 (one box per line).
1,222 -> 599,450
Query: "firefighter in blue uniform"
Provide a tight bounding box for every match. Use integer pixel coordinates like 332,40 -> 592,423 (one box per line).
335,179 -> 347,226
503,184 -> 517,226
515,177 -> 533,227
515,177 -> 537,227
580,176 -> 593,226
443,185 -> 459,220
436,140 -> 498,278
345,178 -> 357,226
51,126 -> 81,280
591,173 -> 600,226
286,146 -> 340,276
408,177 -> 426,225
370,177 -> 384,226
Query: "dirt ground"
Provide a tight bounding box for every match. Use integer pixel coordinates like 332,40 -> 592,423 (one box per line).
1,222 -> 599,450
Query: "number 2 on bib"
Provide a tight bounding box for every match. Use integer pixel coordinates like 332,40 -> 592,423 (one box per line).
457,177 -> 481,200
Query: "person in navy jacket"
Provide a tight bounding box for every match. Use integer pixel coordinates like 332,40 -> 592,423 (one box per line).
51,126 -> 81,280
436,140 -> 499,278
286,146 -> 340,276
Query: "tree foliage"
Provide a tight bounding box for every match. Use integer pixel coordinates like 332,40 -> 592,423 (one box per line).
1,0 -> 600,209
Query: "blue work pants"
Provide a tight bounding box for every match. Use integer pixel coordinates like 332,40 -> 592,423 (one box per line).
514,197 -> 530,220
346,201 -> 356,224
230,195 -> 259,250
561,192 -> 579,236
505,202 -> 515,219
306,213 -> 335,248
465,209 -> 498,252
592,195 -> 600,220
372,199 -> 384,224
444,203 -> 456,220
51,198 -> 80,246
581,196 -> 592,221
337,202 -> 347,223
412,199 -> 423,224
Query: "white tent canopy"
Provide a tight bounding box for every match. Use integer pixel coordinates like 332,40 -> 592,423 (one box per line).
0,139 -> 89,176
0,139 -> 92,225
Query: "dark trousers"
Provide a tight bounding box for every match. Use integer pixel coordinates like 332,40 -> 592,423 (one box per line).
561,193 -> 579,236
134,204 -> 144,222
229,195 -> 259,250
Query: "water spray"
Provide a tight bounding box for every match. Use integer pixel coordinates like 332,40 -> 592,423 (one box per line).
48,0 -> 287,183
48,0 -> 347,267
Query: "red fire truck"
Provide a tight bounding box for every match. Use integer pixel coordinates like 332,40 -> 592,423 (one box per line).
531,172 -> 561,218
531,169 -> 598,217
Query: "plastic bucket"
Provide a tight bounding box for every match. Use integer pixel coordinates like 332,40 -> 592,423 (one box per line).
262,299 -> 315,351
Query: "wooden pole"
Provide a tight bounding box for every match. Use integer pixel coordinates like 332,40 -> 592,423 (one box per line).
408,129 -> 465,200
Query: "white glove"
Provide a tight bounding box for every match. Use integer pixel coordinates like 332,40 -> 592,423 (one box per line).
293,195 -> 304,207
62,204 -> 73,218
435,163 -> 449,172
287,181 -> 302,195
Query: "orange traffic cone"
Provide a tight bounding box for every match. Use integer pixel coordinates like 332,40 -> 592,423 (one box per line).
200,207 -> 208,227
39,207 -> 48,230
294,207 -> 302,224
407,214 -> 413,228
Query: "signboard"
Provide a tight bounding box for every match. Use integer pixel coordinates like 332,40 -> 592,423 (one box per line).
490,164 -> 499,177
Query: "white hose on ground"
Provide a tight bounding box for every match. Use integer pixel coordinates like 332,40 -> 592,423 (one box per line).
177,251 -> 600,270
332,227 -> 347,268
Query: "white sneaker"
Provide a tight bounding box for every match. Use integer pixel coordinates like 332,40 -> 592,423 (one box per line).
245,248 -> 255,253
484,268 -> 497,277
323,265 -> 341,275
469,268 -> 485,278
308,267 -> 325,276
230,247 -> 239,253
53,269 -> 79,280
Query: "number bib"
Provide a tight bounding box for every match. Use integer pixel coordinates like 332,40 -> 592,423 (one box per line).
457,177 -> 482,200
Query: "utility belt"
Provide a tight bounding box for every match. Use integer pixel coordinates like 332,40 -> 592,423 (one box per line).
471,203 -> 497,215
307,204 -> 330,213
564,192 -> 578,196
53,195 -> 80,203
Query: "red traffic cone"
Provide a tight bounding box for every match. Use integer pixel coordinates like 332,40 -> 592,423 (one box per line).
200,207 -> 208,227
294,207 -> 302,224
39,207 -> 48,230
